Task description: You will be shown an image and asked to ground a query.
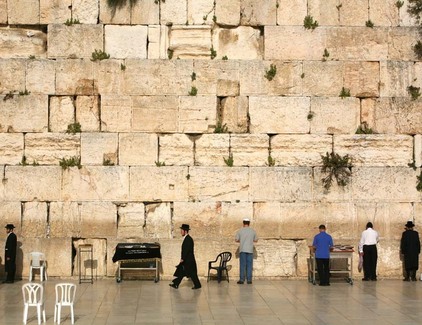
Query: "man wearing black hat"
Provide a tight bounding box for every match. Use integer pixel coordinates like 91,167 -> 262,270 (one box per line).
400,220 -> 420,281
169,224 -> 201,289
4,224 -> 17,283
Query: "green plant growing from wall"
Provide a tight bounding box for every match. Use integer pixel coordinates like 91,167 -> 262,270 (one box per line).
413,41 -> 422,59
214,121 -> 228,133
65,18 -> 80,26
303,15 -> 319,30
266,155 -> 276,167
307,111 -> 315,121
213,15 -> 217,23
120,63 -> 126,71
407,85 -> 421,100
366,20 -> 374,28
103,158 -> 115,166
265,64 -> 277,81
91,49 -> 110,61
155,160 -> 166,167
188,86 -> 198,96
321,151 -> 352,190
301,73 -> 305,79
19,156 -> 28,166
396,0 -> 404,8
167,48 -> 174,59
3,91 -> 14,101
107,0 -> 139,9
19,90 -> 30,96
224,154 -> 234,167
59,156 -> 82,170
339,87 -> 351,98
66,122 -> 82,134
355,122 -> 374,134
417,171 -> 422,191
408,0 -> 422,22
191,72 -> 196,81
322,49 -> 330,61
154,0 -> 165,4
210,47 -> 217,59
222,55 -> 228,60
29,55 -> 36,59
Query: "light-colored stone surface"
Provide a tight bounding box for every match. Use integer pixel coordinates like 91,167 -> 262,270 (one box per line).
240,0 -> 277,26
72,0 -> 99,24
187,0 -> 215,25
220,96 -> 248,133
0,0 -> 6,24
144,202 -> 172,239
343,61 -> 380,97
255,240 -> 297,277
194,134 -> 230,167
99,0 -> 131,24
277,0 -> 307,26
388,27 -> 419,61
169,25 -> 212,59
339,0 -> 368,26
215,0 -> 240,26
49,201 -> 80,238
230,134 -> 269,167
81,133 -> 118,165
105,25 -> 148,59
0,202 -> 21,233
93,59 -> 123,95
117,203 -> 145,239
40,0 -> 71,24
49,96 -> 75,133
100,95 -> 132,132
147,25 -> 170,59
55,59 -> 95,95
380,61 -> 417,98
8,0 -> 39,24
369,0 -> 399,26
0,134 -> 24,165
0,28 -> 47,59
0,59 -> 26,95
21,201 -> 47,238
74,238 -> 107,276
302,61 -> 343,97
118,133 -> 158,166
159,134 -> 194,166
160,0 -> 188,25
26,60 -> 56,94
307,0 -> 339,26
179,96 -> 216,133
415,135 -> 422,167
79,202 -> 117,237
132,0 -> 159,24
76,96 -> 100,131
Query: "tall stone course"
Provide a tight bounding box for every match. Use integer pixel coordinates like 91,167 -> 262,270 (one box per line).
0,0 -> 421,281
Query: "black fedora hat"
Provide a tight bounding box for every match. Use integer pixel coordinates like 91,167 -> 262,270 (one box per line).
5,224 -> 15,229
405,221 -> 415,228
180,224 -> 190,231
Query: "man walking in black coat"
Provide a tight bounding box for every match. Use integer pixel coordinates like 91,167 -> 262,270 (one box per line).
169,224 -> 201,289
401,220 -> 421,281
4,224 -> 17,283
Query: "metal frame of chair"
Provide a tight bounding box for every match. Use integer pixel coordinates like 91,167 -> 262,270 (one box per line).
207,251 -> 232,283
54,283 -> 77,324
22,282 -> 46,324
29,252 -> 48,282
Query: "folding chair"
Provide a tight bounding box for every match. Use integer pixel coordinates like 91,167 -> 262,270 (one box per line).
54,283 -> 77,324
22,282 -> 46,324
29,252 -> 48,282
207,252 -> 232,283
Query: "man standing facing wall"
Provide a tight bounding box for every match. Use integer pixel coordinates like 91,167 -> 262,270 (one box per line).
312,225 -> 333,286
235,218 -> 258,284
359,222 -> 379,281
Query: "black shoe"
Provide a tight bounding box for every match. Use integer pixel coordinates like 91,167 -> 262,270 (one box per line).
192,286 -> 201,290
371,278 -> 377,281
362,278 -> 370,281
319,283 -> 329,286
3,280 -> 13,284
247,281 -> 252,284
237,281 -> 244,284
169,283 -> 178,289
403,278 -> 410,281
411,278 -> 417,281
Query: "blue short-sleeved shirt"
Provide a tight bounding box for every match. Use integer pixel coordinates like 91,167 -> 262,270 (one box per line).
312,231 -> 333,259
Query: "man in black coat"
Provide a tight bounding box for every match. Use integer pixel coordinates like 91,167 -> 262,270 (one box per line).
4,224 -> 17,283
169,224 -> 201,289
401,220 -> 421,281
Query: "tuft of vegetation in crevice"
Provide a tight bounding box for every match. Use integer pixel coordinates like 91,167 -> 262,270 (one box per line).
91,49 -> 110,61
107,0 -> 139,9
66,122 -> 82,134
365,20 -> 374,28
355,122 -> 374,134
417,170 -> 422,191
339,87 -> 351,98
307,111 -> 315,121
266,155 -> 276,167
210,47 -> 217,60
223,153 -> 234,167
59,156 -> 82,170
65,18 -> 80,26
155,160 -> 166,167
19,156 -> 39,166
264,64 -> 277,81
321,151 -> 352,191
303,15 -> 318,30
188,86 -> 198,96
396,1 -> 404,9
322,49 -> 330,61
214,121 -> 228,133
408,85 -> 421,100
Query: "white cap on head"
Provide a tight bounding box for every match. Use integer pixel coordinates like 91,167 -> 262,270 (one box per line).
243,218 -> 250,222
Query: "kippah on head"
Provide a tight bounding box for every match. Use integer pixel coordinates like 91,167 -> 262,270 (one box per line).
319,224 -> 326,230
243,218 -> 250,224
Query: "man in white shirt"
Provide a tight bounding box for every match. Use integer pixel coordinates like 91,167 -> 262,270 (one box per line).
235,219 -> 258,284
359,222 -> 379,281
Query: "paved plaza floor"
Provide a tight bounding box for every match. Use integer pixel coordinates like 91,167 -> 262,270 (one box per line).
1,277 -> 422,325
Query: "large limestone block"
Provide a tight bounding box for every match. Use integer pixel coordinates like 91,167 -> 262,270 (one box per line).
334,135 -> 414,167
253,202 -> 281,238
132,96 -> 178,132
148,25 -> 170,59
122,60 -> 193,95
187,0 -> 215,25
4,166 -> 62,201
130,166 -> 189,201
179,96 -> 216,133
76,96 -> 100,131
240,0 -> 276,26
105,25 -> 148,59
0,202 -> 21,235
249,96 -> 310,134
388,27 -> 419,61
220,97 -> 248,133
380,61 -> 417,98
8,0 -> 39,24
250,167 -> 312,202
0,28 -> 47,58
212,27 -> 263,60
312,167 -> 353,202
40,0 -> 71,24
160,0 -> 188,25
100,95 -> 132,132
215,0 -> 240,26
55,59 -> 95,95
144,202 -> 172,239
132,0 -> 159,24
99,0 -> 131,24
47,24 -> 103,59
239,60 -> 302,95
169,25 -> 212,59
117,203 -> 145,239
93,59 -> 123,95
265,26 -> 325,61
352,167 -> 420,202
230,134 -> 269,167
72,0 -> 99,24
118,133 -> 158,166
415,135 -> 422,167
400,0 -> 419,26
0,134 -> 24,165
310,97 -> 360,134
188,167 -> 249,201
21,201 -> 47,238
369,0 -> 399,26
194,134 -> 230,167
343,61 -> 380,97
302,61 -> 343,97
307,0 -> 339,26
0,0 -> 6,23
74,238 -> 107,277
377,239 -> 402,276
254,240 -> 297,277
271,134 -> 332,167
26,60 -> 56,94
81,133 -> 118,165
339,0 -> 368,26
49,96 -> 75,132
159,134 -> 194,166
79,202 -> 117,237
0,59 -> 25,94
277,0 -> 307,26
62,166 -> 130,201
0,94 -> 48,133
361,98 -> 422,134
49,201 -> 81,238
25,133 -> 80,165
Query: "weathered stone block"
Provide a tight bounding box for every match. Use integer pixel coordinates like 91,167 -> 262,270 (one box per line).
100,95 -> 132,132
188,0 -> 215,25
217,80 -> 239,97
312,167 -> 353,202
4,166 -> 62,201
339,0 -> 368,26
93,59 -> 124,95
0,0 -> 6,23
119,133 -> 158,166
21,201 -> 47,238
310,97 -> 360,134
194,134 -> 230,167
99,0 -> 131,24
72,0 -> 99,24
0,94 -> 48,133
105,25 -> 148,59
231,134 -> 269,167
277,0 -> 307,26
377,239 -> 402,276
240,0 -> 277,26
369,0 -> 399,26
380,61 -> 416,98
400,0 -> 419,26
48,24 -> 103,59
144,202 -> 172,239
147,25 -> 170,59
74,238 -> 107,276
188,167 -> 249,201
179,96 -> 216,133
388,27 -> 419,61
253,202 -> 281,238
169,25 -> 212,59
8,0 -> 39,24
26,60 -> 56,94
0,59 -> 26,94
132,96 -> 178,132
0,28 -> 46,59
49,96 -> 75,133
249,167 -> 312,202
40,0 -> 71,24
76,96 -> 100,131
130,166 -> 189,201
220,96 -> 248,133
415,135 -> 422,167
254,240 -> 297,277
343,61 -> 380,97
302,61 -> 343,97
49,201 -> 81,238
81,133 -> 118,165
0,202 -> 21,234
55,59 -> 95,95
307,0 -> 338,26
212,27 -> 263,60
271,135 -> 332,166
215,0 -> 240,26
334,135 -> 414,166
25,133 -> 80,165
132,0 -> 159,24
117,203 -> 145,239
160,0 -> 187,25
249,96 -> 310,133
0,134 -> 24,165
79,202 -> 117,237
159,134 -> 194,166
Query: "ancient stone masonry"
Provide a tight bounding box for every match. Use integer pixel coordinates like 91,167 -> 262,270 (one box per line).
0,0 -> 422,280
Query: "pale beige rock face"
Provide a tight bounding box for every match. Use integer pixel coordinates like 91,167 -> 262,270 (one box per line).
334,135 -> 414,167
21,201 -> 47,238
132,0 -> 159,24
0,0 -> 6,23
0,134 -> 24,165
76,96 -> 100,131
307,0 -> 339,26
277,0 -> 307,26
78,202 -> 117,237
230,134 -> 269,167
99,0 -> 131,24
130,166 -> 189,201
62,167 -> 130,201
92,59 -> 123,95
344,61 -> 380,97
40,0 -> 71,24
369,0 -> 399,26
194,134 -> 230,167
254,240 -> 297,277
213,27 -> 263,60
47,24 -> 103,59
26,60 -> 56,94
25,133 -> 80,165
4,166 -> 62,201
147,25 -> 169,59
49,96 -> 75,133
169,26 -> 212,59
160,0 -> 188,25
55,60 -> 95,95
253,202 -> 281,238
388,27 -> 419,61
240,0 -> 277,26
271,135 -> 332,167
312,167 -> 353,202
220,97 -> 248,133
217,80 -> 239,97
72,0 -> 99,24
0,202 -> 21,233
379,61 -> 416,98
0,59 -> 26,95
49,201 -> 81,238
215,0 -> 240,26
119,133 -> 158,166
81,133 -> 118,165
0,28 -> 47,59
415,135 -> 422,167
117,203 -> 145,239
0,94 -> 48,133
187,0 -> 215,25
144,202 -> 172,239
74,238 -> 107,277
179,96 -> 216,133
8,0 -> 39,24
302,61 -> 343,97
310,97 -> 360,134
249,96 -> 310,134
377,239 -> 403,276
400,0 -> 419,26
339,0 -> 368,26
100,95 -> 132,132
105,25 -> 148,59
159,134 -> 194,166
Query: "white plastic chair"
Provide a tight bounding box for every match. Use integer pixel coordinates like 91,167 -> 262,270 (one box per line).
29,252 -> 48,282
54,283 -> 77,324
22,282 -> 46,324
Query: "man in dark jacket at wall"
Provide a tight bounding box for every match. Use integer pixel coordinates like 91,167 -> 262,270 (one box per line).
4,224 -> 17,283
401,220 -> 421,281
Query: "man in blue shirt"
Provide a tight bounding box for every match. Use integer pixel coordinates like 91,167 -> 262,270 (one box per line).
312,225 -> 333,286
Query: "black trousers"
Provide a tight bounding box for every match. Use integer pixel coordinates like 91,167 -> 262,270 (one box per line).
172,272 -> 201,288
5,262 -> 16,282
316,258 -> 330,285
363,245 -> 377,280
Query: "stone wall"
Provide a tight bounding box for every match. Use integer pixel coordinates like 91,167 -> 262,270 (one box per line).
0,0 -> 422,280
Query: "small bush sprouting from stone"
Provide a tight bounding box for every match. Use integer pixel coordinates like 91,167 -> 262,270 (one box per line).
408,0 -> 422,23
91,49 -> 110,61
339,87 -> 351,98
3,91 -> 14,101
417,171 -> 422,192
224,154 -> 234,167
103,158 -> 115,166
19,156 -> 28,166
155,160 -> 166,167
19,90 -> 30,96
214,122 -> 228,133
213,15 -> 217,23
307,111 -> 314,121
265,64 -> 277,81
60,156 -> 82,170
188,86 -> 198,96
65,18 -> 80,26
191,72 -> 196,81
210,47 -> 217,60
365,20 -> 374,28
222,55 -> 228,60
322,49 -> 330,61
29,55 -> 36,59
167,48 -> 174,59
303,15 -> 318,30
120,63 -> 126,71
355,122 -> 374,134
396,1 -> 404,8
107,0 -> 139,8
413,41 -> 422,59
154,0 -> 165,4
407,85 -> 421,100
66,122 -> 82,134
266,155 -> 276,167
321,151 -> 352,191
301,73 -> 305,79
